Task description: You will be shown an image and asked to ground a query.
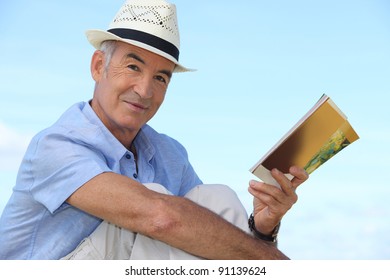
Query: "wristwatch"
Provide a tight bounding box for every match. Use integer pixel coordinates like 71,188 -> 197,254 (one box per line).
248,213 -> 280,243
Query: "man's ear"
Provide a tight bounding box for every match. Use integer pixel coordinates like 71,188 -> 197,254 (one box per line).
91,50 -> 105,82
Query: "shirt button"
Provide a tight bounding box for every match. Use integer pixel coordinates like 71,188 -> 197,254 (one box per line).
126,154 -> 131,159
133,173 -> 138,179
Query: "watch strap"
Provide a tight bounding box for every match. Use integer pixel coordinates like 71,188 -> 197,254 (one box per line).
248,213 -> 280,243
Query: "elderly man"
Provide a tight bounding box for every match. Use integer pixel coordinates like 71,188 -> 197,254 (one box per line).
0,0 -> 308,260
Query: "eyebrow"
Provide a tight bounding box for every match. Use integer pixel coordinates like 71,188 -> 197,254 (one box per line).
126,53 -> 173,79
160,69 -> 173,79
126,53 -> 145,64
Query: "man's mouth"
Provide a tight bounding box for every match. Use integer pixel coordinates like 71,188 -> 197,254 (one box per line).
123,100 -> 149,113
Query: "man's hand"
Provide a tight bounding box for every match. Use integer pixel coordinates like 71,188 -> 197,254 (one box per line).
248,166 -> 309,235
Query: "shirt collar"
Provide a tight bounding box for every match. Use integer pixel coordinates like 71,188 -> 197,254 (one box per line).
134,126 -> 155,163
82,101 -> 155,163
82,102 -> 127,162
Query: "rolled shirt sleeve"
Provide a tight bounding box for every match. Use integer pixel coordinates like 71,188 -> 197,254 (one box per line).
26,130 -> 112,214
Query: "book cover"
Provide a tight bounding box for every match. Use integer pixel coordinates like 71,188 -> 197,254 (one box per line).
250,94 -> 359,186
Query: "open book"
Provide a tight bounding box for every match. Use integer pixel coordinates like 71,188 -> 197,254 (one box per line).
250,94 -> 359,186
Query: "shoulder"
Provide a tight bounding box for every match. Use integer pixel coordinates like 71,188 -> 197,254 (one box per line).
31,102 -> 102,148
25,102 -> 107,167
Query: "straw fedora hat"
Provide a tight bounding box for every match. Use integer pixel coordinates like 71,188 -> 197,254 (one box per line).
85,0 -> 191,72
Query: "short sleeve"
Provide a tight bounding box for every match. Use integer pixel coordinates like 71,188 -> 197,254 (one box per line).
27,130 -> 112,214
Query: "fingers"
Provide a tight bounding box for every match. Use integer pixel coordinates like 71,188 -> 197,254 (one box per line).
270,168 -> 294,194
270,166 -> 308,190
248,180 -> 279,198
289,166 -> 309,189
249,166 -> 308,206
249,179 -> 295,207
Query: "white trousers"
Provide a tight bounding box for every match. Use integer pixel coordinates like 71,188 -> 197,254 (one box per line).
61,183 -> 250,260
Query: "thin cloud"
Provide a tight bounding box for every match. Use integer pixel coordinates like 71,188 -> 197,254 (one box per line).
0,121 -> 31,171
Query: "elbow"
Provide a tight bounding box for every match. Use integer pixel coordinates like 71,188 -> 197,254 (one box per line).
143,196 -> 184,239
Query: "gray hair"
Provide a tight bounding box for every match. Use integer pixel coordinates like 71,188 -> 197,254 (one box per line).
99,40 -> 118,73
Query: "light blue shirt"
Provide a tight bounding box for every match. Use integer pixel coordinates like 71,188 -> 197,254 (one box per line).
0,102 -> 202,259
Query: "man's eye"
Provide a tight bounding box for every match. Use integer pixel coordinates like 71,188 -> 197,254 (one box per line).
128,64 -> 139,71
155,75 -> 167,84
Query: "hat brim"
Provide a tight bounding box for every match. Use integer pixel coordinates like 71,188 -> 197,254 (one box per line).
85,29 -> 194,73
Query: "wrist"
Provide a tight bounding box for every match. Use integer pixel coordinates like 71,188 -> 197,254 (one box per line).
248,214 -> 280,243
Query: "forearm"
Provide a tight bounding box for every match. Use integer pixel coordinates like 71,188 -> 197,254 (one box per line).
68,173 -> 288,260
148,195 -> 288,260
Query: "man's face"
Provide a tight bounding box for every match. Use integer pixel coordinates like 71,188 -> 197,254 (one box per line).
91,41 -> 175,145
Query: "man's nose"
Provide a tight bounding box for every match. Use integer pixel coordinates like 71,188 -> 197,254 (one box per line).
134,76 -> 153,99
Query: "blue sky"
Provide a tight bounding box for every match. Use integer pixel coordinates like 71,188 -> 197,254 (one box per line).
0,0 -> 389,259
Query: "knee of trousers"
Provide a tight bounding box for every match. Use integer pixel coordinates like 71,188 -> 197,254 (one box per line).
185,184 -> 238,205
186,184 -> 249,233
143,183 -> 173,195
186,184 -> 248,216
